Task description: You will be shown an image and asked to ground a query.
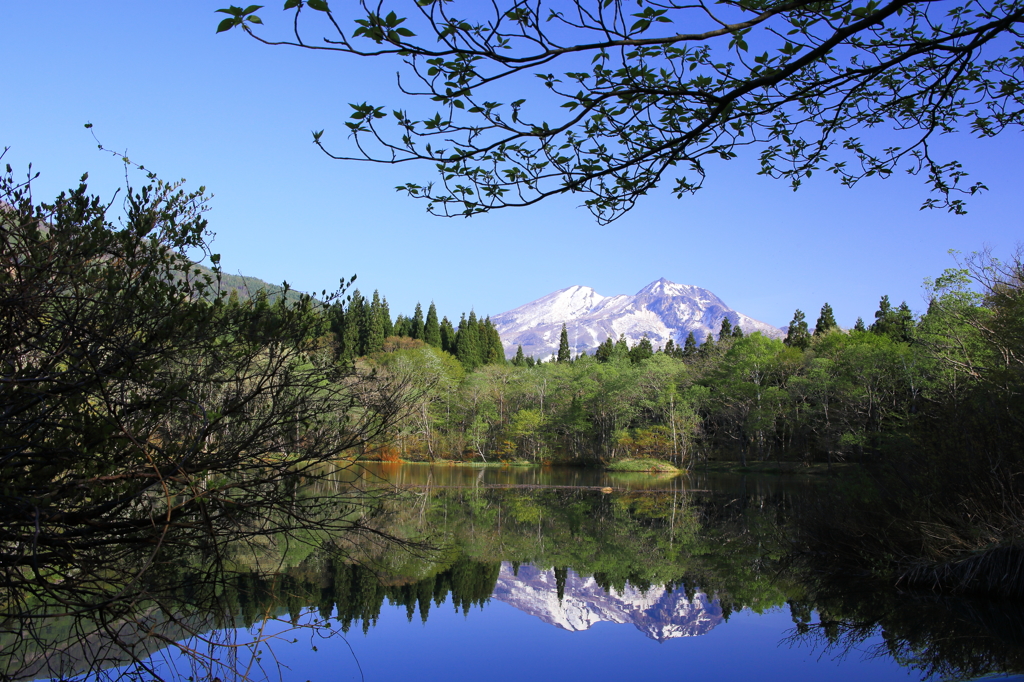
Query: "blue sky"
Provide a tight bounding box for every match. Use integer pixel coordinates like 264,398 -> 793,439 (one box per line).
3,3 -> 1021,329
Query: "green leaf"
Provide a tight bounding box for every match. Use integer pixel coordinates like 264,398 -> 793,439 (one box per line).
247,15 -> 263,23
216,17 -> 238,32
306,0 -> 329,11
242,4 -> 263,13
284,0 -> 299,8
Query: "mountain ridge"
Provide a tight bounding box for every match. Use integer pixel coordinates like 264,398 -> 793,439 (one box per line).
491,563 -> 723,642
492,278 -> 781,359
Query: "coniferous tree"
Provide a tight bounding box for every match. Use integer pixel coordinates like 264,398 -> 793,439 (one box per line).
719,316 -> 733,340
731,324 -> 744,339
424,302 -> 441,347
411,302 -> 425,340
440,316 -> 457,354
366,290 -> 386,354
699,332 -> 716,355
381,297 -> 394,338
456,312 -> 483,369
853,316 -> 867,332
393,314 -> 411,338
344,289 -> 366,359
612,334 -> 631,362
512,345 -> 526,367
784,309 -> 811,350
813,302 -> 838,336
470,311 -> 487,367
894,301 -> 916,342
327,300 -> 345,344
664,338 -> 676,356
682,332 -> 697,356
870,295 -> 894,335
594,337 -> 614,362
454,313 -> 468,363
557,323 -> 571,363
482,317 -> 506,365
630,335 -> 654,364
869,296 -> 915,341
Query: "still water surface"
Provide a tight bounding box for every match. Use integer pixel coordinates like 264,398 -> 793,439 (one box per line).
15,463 -> 1024,682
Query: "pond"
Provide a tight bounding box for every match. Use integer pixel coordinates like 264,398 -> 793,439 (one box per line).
5,463 -> 1023,682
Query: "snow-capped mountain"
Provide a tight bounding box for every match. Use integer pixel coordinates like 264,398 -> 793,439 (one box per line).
491,563 -> 722,642
492,278 -> 781,359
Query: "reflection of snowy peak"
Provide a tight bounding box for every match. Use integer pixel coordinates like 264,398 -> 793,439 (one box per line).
491,563 -> 723,642
492,278 -> 781,359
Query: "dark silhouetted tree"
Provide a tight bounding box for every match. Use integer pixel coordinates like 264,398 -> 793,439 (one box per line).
557,323 -> 571,363
784,310 -> 810,350
814,302 -> 838,336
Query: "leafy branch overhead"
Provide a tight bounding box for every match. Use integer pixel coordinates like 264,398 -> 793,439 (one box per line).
218,0 -> 1024,223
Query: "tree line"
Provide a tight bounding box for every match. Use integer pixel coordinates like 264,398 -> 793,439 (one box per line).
303,289 -> 504,370
357,265 -> 1020,477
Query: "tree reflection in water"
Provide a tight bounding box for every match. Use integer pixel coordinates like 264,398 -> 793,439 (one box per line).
3,474 -> 1024,682
785,585 -> 1024,680
0,461 -> 419,682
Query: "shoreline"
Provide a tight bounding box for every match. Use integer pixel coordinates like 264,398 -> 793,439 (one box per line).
356,458 -> 848,475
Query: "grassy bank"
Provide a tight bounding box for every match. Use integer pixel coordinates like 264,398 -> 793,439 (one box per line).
603,458 -> 680,473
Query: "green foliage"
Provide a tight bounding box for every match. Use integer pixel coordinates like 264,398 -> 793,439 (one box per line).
0,165 -> 406,604
683,332 -> 698,356
455,311 -> 482,370
604,458 -> 679,473
871,295 -> 916,342
557,323 -> 571,363
784,309 -> 811,350
424,302 -> 441,347
512,344 -> 527,367
629,335 -> 654,364
612,334 -> 631,362
440,316 -> 457,354
366,290 -> 388,354
411,302 -> 424,340
813,302 -> 837,336
719,316 -> 733,340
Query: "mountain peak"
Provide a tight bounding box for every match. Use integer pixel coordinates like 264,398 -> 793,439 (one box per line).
637,277 -> 696,297
491,563 -> 723,641
492,279 -> 782,358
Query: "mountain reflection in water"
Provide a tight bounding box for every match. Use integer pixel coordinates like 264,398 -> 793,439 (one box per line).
492,563 -> 722,641
4,465 -> 1024,682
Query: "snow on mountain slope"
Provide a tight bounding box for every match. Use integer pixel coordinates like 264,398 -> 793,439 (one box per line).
491,563 -> 723,641
492,278 -> 782,359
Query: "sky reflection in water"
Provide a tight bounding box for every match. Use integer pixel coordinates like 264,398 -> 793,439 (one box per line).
251,564 -> 913,682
